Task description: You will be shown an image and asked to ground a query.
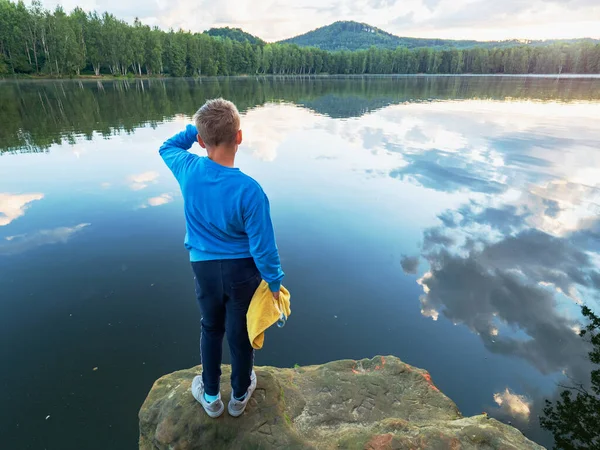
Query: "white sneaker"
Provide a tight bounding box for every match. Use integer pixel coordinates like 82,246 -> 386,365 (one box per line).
191,376 -> 224,418
228,370 -> 257,417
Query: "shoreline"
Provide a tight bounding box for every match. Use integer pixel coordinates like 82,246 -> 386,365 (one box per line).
2,73 -> 600,82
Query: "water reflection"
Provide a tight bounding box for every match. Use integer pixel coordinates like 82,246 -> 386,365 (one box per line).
375,98 -> 600,431
1,77 -> 600,449
242,104 -> 320,161
391,151 -> 507,194
0,223 -> 90,255
140,194 -> 174,209
3,76 -> 600,154
0,193 -> 44,226
413,224 -> 596,373
129,171 -> 160,191
400,255 -> 420,275
494,389 -> 532,422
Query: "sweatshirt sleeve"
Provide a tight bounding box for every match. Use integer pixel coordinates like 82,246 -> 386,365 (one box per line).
243,188 -> 284,292
159,124 -> 198,180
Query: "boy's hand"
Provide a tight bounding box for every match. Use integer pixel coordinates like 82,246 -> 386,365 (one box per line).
272,290 -> 280,301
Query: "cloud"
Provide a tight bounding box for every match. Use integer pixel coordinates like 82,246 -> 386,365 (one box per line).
400,255 -> 420,274
369,0 -> 398,7
0,223 -> 90,255
129,171 -> 159,191
0,193 -> 44,226
396,0 -> 600,40
140,193 -> 173,208
493,389 -> 532,421
389,11 -> 415,27
421,0 -> 441,9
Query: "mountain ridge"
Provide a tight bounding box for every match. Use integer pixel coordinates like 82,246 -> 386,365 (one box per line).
276,20 -> 598,51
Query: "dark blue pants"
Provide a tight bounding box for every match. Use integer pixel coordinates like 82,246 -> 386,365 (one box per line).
191,258 -> 260,399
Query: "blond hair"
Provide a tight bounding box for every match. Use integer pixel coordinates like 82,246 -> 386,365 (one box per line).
193,98 -> 240,148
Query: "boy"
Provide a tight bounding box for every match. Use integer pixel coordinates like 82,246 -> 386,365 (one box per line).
159,98 -> 284,418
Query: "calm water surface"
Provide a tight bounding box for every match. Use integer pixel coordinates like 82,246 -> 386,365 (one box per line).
1,76 -> 600,449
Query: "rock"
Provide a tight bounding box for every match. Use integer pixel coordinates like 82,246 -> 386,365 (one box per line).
139,356 -> 544,450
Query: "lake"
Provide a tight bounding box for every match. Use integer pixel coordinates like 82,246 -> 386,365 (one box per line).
1,75 -> 600,449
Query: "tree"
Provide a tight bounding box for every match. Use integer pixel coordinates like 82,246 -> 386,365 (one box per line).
164,30 -> 186,77
197,33 -> 216,76
68,7 -> 87,75
541,305 -> 600,449
472,48 -> 490,74
0,0 -> 32,73
449,50 -> 463,74
221,37 -> 233,75
213,38 -> 227,75
186,33 -> 201,76
131,18 -> 147,75
244,41 -> 258,74
25,0 -> 45,73
252,45 -> 262,74
260,44 -> 272,74
85,12 -> 103,75
144,27 -> 162,75
43,6 -> 81,76
415,48 -> 430,73
102,13 -> 121,75
117,21 -> 133,75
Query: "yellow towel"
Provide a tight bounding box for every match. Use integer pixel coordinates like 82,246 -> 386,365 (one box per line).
247,281 -> 291,350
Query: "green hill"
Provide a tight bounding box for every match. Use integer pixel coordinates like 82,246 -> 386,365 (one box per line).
205,27 -> 264,45
278,21 -> 596,51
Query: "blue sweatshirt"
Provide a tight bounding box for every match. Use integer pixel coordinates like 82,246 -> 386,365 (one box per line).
159,124 -> 284,292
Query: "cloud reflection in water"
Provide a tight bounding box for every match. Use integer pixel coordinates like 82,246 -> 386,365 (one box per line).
0,193 -> 44,226
371,99 -> 600,427
129,171 -> 160,191
140,193 -> 174,209
0,223 -> 90,255
494,389 -> 532,422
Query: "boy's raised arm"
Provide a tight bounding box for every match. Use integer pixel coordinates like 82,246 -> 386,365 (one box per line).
159,124 -> 199,180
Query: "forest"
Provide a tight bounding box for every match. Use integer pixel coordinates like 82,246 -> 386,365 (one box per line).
1,0 -> 599,77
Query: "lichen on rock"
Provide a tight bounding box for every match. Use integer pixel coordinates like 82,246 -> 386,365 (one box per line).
139,355 -> 544,449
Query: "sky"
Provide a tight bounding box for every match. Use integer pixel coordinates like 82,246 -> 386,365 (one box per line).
29,0 -> 600,43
